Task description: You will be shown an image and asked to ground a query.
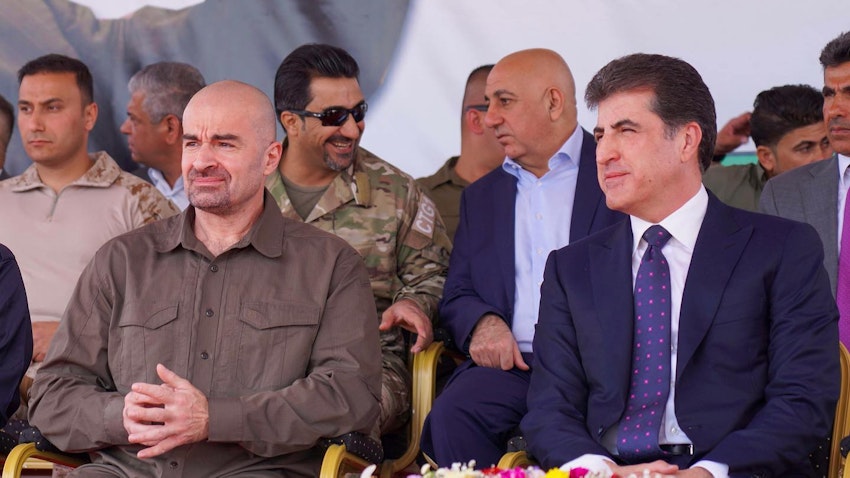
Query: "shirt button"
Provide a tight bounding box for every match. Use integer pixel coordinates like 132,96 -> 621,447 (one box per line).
205,309 -> 214,317
670,426 -> 679,434
210,264 -> 219,272
535,213 -> 543,220
201,351 -> 209,360
169,461 -> 178,469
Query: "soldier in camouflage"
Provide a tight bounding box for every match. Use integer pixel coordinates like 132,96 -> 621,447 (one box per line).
269,44 -> 451,435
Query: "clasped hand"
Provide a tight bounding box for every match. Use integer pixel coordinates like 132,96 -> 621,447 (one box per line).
123,363 -> 209,458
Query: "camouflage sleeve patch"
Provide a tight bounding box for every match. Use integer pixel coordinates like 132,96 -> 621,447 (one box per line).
411,193 -> 436,239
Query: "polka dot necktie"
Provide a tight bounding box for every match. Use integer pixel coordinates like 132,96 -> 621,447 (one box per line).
617,225 -> 672,462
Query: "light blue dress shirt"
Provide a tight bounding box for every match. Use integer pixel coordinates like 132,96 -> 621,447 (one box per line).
502,127 -> 582,353
148,167 -> 189,211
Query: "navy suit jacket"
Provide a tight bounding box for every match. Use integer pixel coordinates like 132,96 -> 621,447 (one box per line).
523,194 -> 839,477
440,128 -> 624,351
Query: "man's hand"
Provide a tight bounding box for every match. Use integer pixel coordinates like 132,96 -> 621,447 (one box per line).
607,459 -> 680,477
468,314 -> 528,370
676,467 -> 713,478
32,321 -> 60,362
380,298 -> 433,353
714,112 -> 752,157
123,364 -> 209,458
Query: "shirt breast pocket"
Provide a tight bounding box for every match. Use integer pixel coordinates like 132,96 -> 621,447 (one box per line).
237,301 -> 321,390
116,303 -> 182,386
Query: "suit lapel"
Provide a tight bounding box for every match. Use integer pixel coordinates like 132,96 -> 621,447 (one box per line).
800,156 -> 839,289
492,170 -> 518,312
676,196 -> 752,377
590,221 -> 635,388
570,129 -> 604,242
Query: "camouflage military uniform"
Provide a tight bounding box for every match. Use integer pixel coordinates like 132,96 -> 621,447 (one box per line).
267,146 -> 451,434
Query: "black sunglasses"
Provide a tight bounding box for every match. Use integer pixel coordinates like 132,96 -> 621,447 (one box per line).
289,101 -> 368,127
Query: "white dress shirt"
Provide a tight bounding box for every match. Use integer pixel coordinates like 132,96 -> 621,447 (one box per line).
838,154 -> 850,253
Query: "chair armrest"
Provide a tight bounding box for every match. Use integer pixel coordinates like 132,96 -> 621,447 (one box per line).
497,450 -> 537,470
319,432 -> 383,466
319,442 -> 376,478
2,442 -> 86,478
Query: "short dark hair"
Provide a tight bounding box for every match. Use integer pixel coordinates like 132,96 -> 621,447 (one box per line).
585,53 -> 717,171
18,54 -> 94,105
820,31 -> 850,68
128,62 -> 205,123
462,64 -> 494,107
0,93 -> 13,140
750,85 -> 824,148
273,43 -> 360,126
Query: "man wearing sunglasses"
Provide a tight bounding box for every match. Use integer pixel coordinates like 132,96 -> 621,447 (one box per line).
268,43 -> 452,438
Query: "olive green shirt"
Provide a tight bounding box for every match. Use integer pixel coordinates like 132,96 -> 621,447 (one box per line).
702,162 -> 767,212
29,192 -> 382,477
416,156 -> 468,240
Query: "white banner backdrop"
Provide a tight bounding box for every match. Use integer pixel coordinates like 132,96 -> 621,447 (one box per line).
16,0 -> 850,178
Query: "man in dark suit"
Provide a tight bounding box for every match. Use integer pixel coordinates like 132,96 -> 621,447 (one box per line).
523,53 -> 839,477
760,31 -> 850,348
420,48 -> 623,467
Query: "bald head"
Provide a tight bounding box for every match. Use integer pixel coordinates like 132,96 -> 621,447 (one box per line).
484,49 -> 578,175
186,80 -> 277,147
495,49 -> 577,106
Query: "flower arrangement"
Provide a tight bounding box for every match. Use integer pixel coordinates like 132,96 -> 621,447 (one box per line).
358,461 -> 618,478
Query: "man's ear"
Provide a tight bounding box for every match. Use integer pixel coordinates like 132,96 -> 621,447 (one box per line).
466,109 -> 486,135
546,87 -> 565,121
83,102 -> 98,131
680,122 -> 703,163
756,145 -> 776,176
163,114 -> 182,145
280,111 -> 301,137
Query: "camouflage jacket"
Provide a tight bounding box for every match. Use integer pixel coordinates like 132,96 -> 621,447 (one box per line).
266,147 -> 451,355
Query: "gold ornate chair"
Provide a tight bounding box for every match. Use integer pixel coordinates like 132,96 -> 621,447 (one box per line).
833,343 -> 849,478
320,340 -> 449,478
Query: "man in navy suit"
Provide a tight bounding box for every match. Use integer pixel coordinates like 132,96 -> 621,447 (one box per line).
421,48 -> 623,467
523,53 -> 839,477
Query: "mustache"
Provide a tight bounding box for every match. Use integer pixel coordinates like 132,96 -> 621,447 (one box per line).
327,135 -> 354,143
829,118 -> 850,129
187,168 -> 230,181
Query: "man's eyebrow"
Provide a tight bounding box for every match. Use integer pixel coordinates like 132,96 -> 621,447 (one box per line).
611,119 -> 639,129
593,119 -> 639,135
182,133 -> 199,141
211,134 -> 239,141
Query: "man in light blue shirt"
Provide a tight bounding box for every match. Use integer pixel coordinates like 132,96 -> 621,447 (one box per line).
121,62 -> 205,210
422,48 -> 623,467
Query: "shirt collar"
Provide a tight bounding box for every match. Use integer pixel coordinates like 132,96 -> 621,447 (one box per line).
501,126 -> 583,178
148,167 -> 184,191
10,151 -> 121,192
159,189 -> 284,259
630,185 -> 708,254
839,154 -> 850,186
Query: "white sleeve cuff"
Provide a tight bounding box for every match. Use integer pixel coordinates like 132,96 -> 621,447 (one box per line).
558,454 -> 615,476
691,460 -> 729,478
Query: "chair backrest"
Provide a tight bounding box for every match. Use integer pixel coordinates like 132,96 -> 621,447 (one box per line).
830,343 -> 850,478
